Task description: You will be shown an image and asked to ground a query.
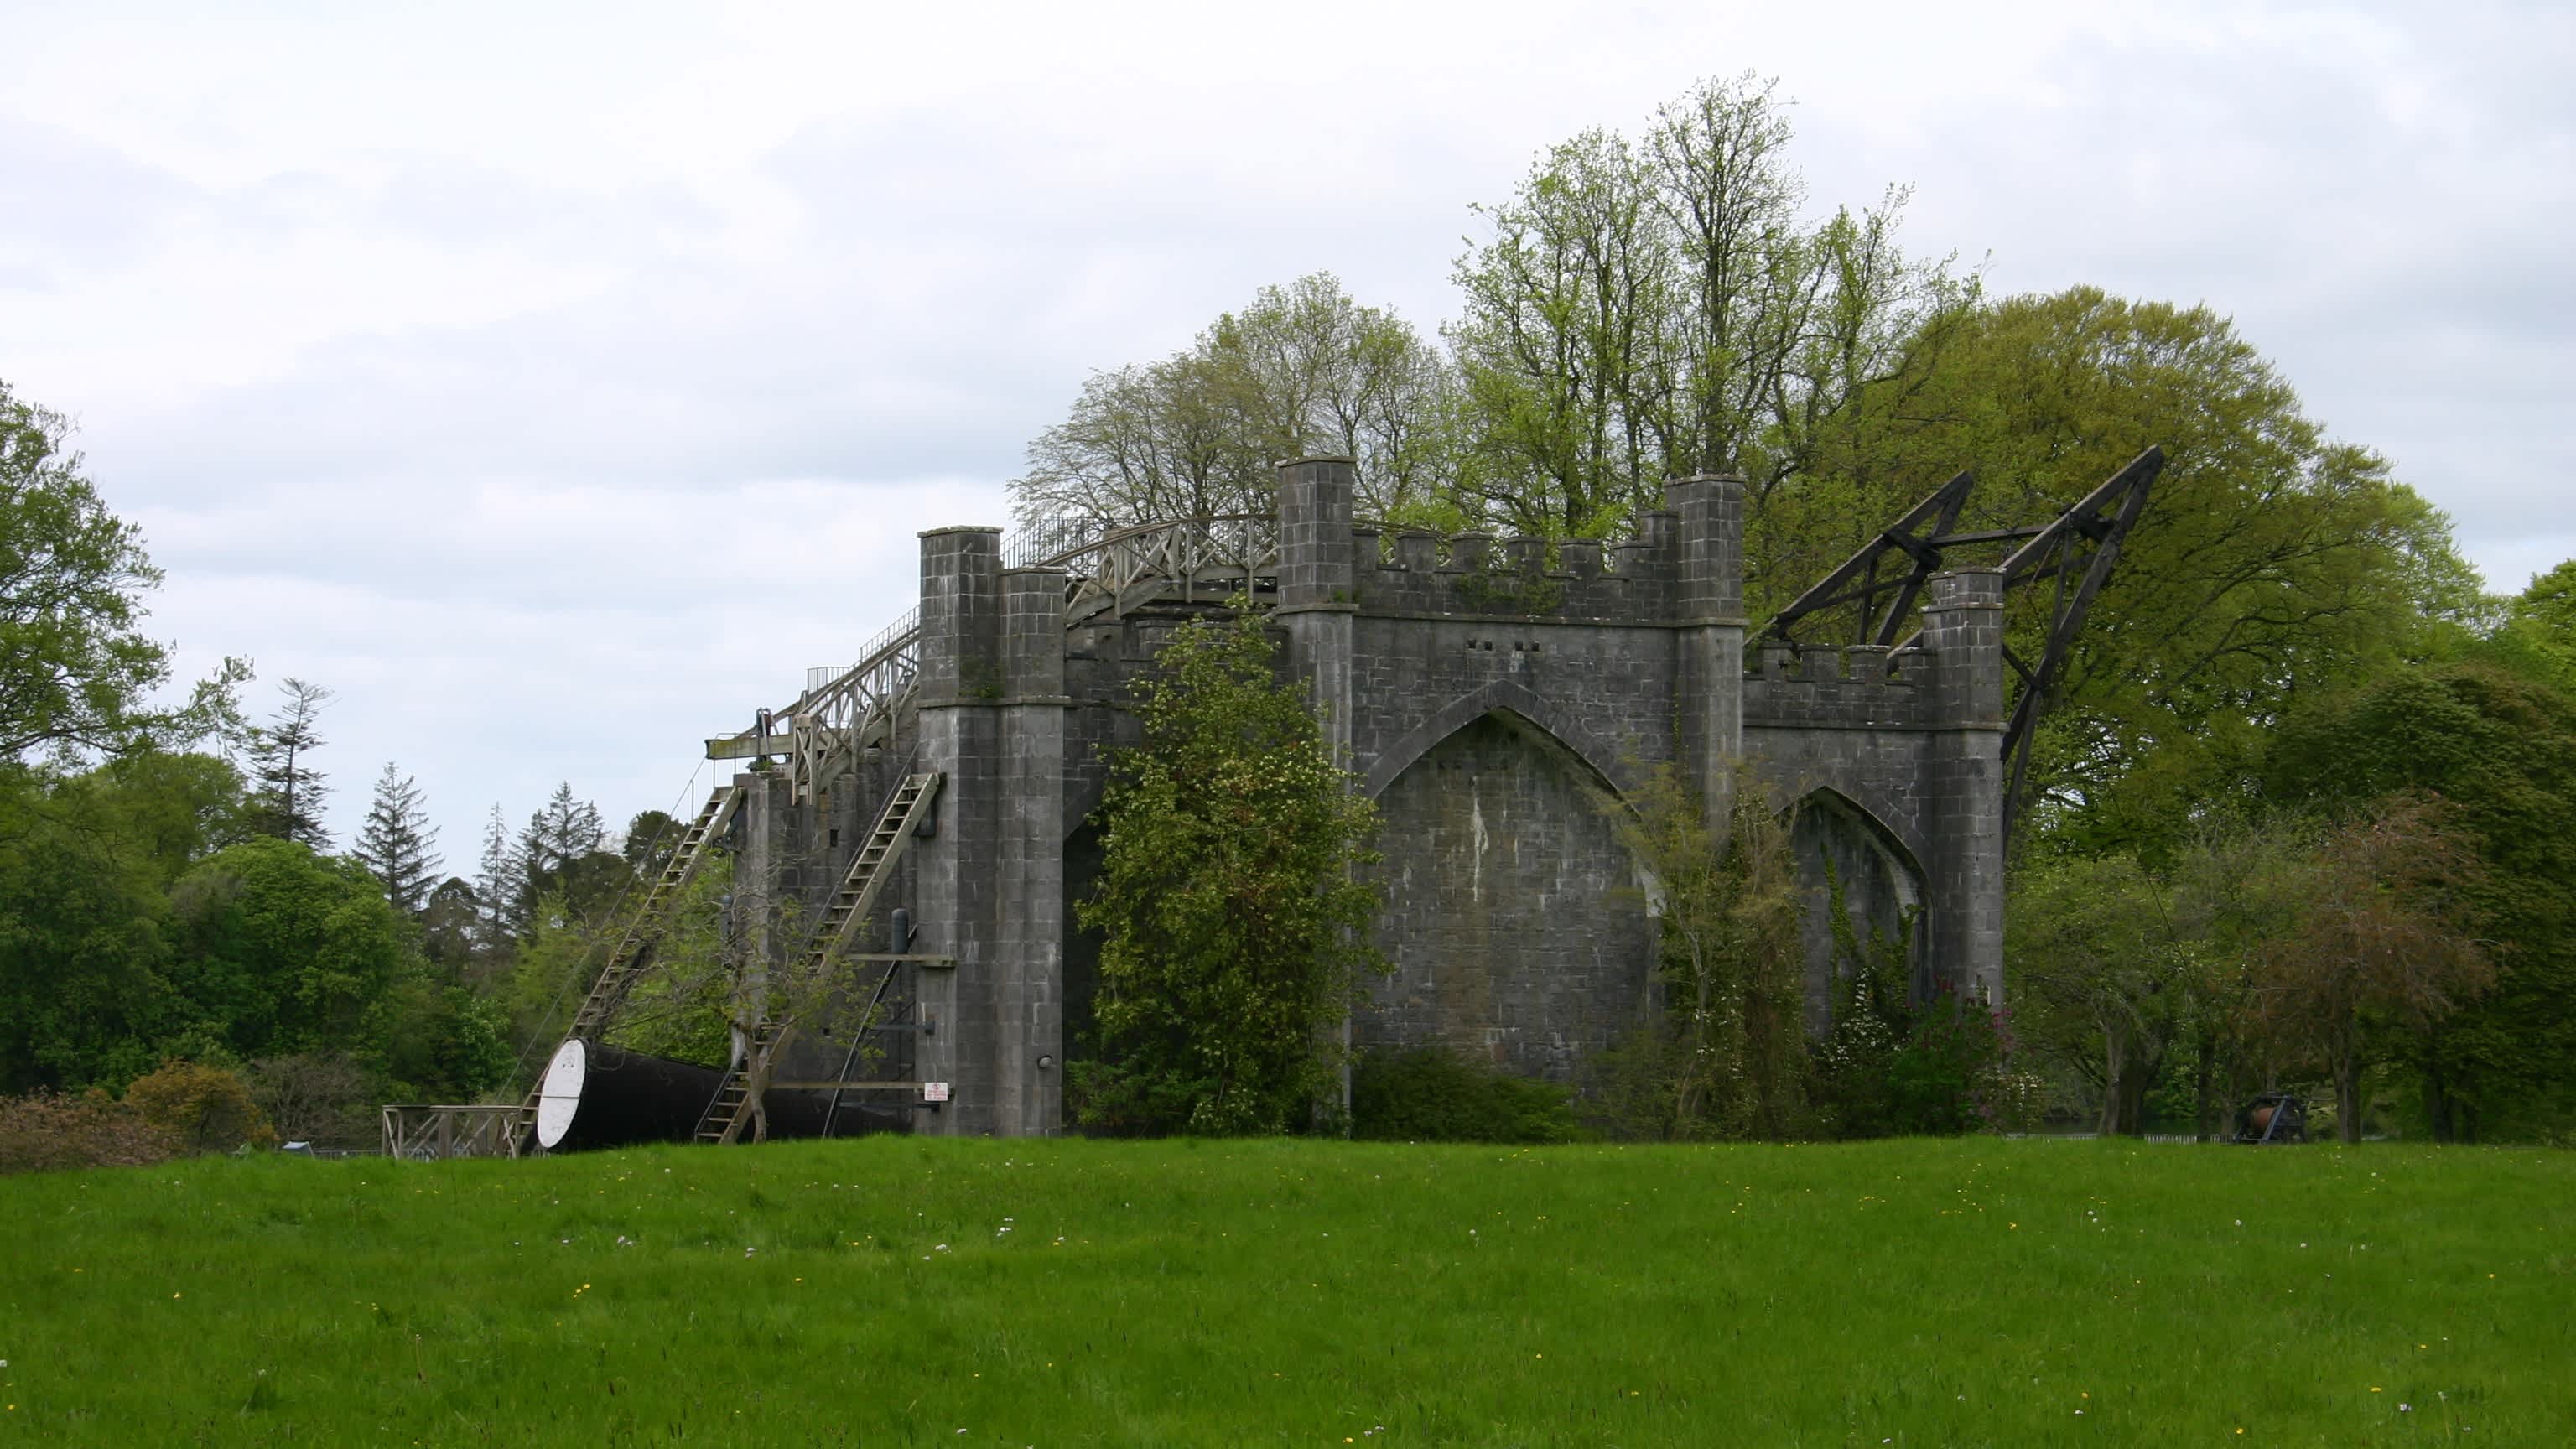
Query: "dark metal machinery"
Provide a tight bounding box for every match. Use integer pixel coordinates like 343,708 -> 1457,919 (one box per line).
1759,447 -> 2164,850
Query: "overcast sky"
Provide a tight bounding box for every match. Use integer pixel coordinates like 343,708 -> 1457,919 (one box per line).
3,1 -> 2568,870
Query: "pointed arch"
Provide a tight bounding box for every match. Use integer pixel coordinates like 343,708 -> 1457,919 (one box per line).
1756,774 -> 1931,877
1363,680 -> 1637,801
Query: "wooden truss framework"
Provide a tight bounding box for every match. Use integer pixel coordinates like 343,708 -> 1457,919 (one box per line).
1759,447 -> 2163,849
383,1104 -> 522,1161
708,513 -> 1281,798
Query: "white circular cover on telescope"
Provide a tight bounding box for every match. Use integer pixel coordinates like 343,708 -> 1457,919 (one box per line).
534,1039 -> 587,1149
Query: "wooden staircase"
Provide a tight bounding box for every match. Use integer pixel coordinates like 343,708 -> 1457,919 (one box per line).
693,771 -> 943,1146
516,784 -> 741,1144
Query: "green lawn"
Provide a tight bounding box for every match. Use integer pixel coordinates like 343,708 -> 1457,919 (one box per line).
1,1136 -> 2567,1446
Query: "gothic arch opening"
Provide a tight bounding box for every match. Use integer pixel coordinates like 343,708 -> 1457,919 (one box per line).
1786,788 -> 1924,1033
1357,709 -> 1659,1083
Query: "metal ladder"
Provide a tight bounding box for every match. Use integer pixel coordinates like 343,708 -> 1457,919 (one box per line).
516,784 -> 740,1140
693,771 -> 943,1146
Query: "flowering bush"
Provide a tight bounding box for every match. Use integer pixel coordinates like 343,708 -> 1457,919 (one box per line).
123,1060 -> 277,1154
0,1088 -> 179,1174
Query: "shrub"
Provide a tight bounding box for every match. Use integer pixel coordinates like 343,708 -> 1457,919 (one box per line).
1352,1047 -> 1585,1144
247,1052 -> 377,1149
0,1088 -> 179,1174
124,1060 -> 277,1154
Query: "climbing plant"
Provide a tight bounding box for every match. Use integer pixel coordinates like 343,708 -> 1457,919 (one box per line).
1606,763 -> 1810,1140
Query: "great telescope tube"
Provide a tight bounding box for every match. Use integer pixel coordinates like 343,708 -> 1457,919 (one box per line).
532,1038 -> 891,1150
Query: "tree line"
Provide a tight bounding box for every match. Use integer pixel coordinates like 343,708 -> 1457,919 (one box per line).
0,388 -> 707,1149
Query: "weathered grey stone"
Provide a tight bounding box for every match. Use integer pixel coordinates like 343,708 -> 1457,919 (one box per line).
750,460 -> 2013,1135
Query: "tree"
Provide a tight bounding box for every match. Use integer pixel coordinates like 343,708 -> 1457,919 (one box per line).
0,750 -> 242,1092
1011,274 -> 1460,535
2485,558 -> 2575,694
0,379 -> 244,763
355,763 -> 441,915
475,804 -> 517,947
2264,663 -> 2576,1140
515,782 -> 610,918
123,1059 -> 275,1154
621,808 -> 684,884
1072,604 -> 1384,1135
1609,762 -> 1807,1139
2251,797 -> 2492,1142
1448,124 -> 1675,538
164,836 -> 408,1065
1810,288 -> 2481,855
1446,75 -> 1967,539
417,877 -> 484,980
2006,851 -> 2185,1136
243,677 -> 334,850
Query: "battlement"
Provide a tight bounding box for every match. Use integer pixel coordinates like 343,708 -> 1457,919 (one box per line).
1351,522 -> 1671,621
1742,642 -> 1926,729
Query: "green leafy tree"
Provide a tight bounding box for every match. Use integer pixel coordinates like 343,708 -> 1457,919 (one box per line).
164,836 -> 408,1064
377,981 -> 513,1103
2007,851 -> 2186,1135
2483,558 -> 2575,694
1804,288 -> 2480,854
1447,74 -> 1969,539
0,750 -> 243,1091
355,762 -> 441,915
1072,605 -> 1384,1136
621,808 -> 683,883
0,380 -> 244,763
2264,664 -> 2576,1140
2251,796 -> 2492,1143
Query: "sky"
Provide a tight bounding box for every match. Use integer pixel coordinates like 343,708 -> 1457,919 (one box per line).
3,0 -> 2569,870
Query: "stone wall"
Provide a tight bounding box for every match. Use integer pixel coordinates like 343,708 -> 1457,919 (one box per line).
764,457 -> 2010,1135
1358,711 -> 1659,1081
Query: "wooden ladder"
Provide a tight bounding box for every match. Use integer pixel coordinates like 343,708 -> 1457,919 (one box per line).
516,784 -> 740,1140
693,771 -> 943,1146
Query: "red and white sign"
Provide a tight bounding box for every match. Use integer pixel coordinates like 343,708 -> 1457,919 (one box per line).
922,1082 -> 950,1104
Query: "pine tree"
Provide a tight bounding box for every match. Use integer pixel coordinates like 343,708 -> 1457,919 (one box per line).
475,802 -> 519,944
245,677 -> 334,849
517,783 -> 605,885
355,762 -> 442,914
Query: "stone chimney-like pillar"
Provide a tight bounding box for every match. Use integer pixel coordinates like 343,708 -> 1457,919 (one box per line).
1918,569 -> 2007,1008
1665,475 -> 1748,823
993,564 -> 1067,1135
911,526 -> 1003,1135
1275,457 -> 1359,1118
1276,457 -> 1358,760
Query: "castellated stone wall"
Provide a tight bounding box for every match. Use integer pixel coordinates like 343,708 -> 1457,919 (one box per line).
752,457 -> 2007,1136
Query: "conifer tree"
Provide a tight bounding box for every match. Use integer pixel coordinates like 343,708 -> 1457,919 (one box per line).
355,762 -> 441,914
245,677 -> 333,849
475,802 -> 518,944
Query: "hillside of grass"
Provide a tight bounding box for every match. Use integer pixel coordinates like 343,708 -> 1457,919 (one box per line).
1,1137 -> 2568,1446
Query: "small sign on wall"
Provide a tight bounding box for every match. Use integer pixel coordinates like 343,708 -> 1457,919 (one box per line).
922,1082 -> 950,1104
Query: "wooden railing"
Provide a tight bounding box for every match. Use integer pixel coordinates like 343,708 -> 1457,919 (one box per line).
382,1105 -> 524,1161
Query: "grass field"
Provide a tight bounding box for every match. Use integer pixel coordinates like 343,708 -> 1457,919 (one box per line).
1,1136 -> 2568,1446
